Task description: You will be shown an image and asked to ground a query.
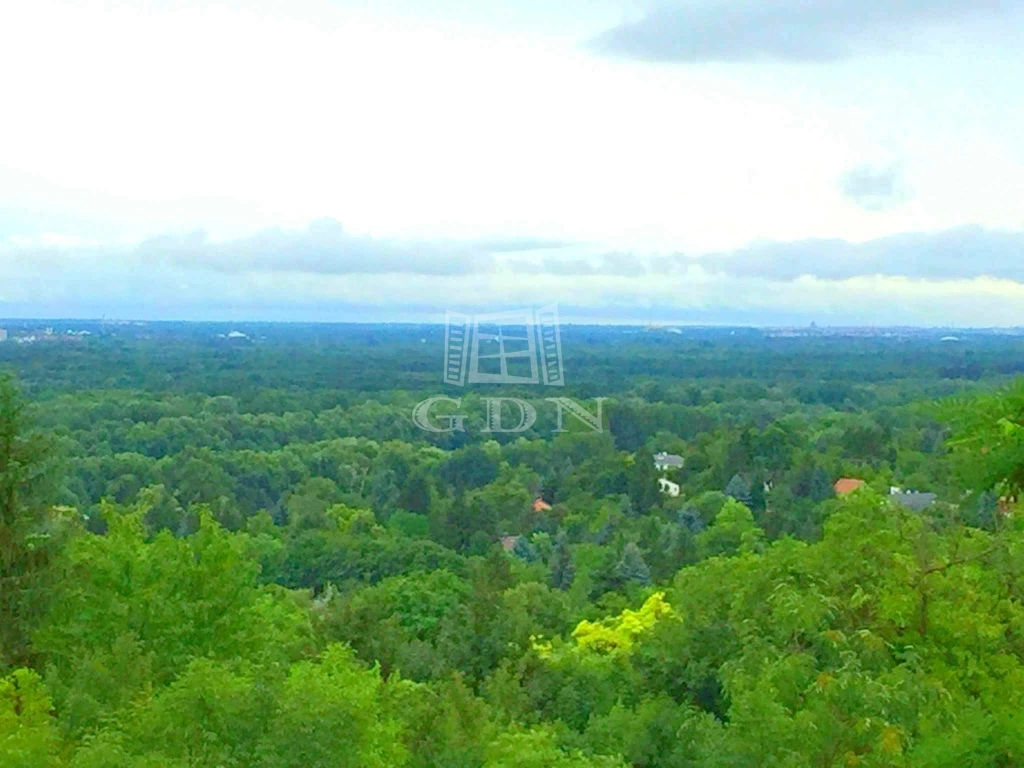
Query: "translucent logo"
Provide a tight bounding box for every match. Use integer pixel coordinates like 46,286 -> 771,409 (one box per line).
443,304 -> 564,387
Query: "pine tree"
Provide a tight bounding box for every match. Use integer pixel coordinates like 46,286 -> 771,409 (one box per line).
678,506 -> 706,534
614,542 -> 651,587
724,473 -> 752,507
969,490 -> 999,530
808,467 -> 835,503
548,530 -> 575,591
630,449 -> 660,515
512,536 -> 539,563
0,376 -> 62,669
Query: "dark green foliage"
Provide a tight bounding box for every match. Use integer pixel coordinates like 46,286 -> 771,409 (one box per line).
629,448 -> 660,515
399,468 -> 433,515
723,473 -> 751,507
512,535 -> 539,562
549,530 -> 575,591
0,376 -> 63,669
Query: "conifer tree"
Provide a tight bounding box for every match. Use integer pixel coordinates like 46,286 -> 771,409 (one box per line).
549,530 -> 575,591
614,542 -> 651,587
0,376 -> 62,669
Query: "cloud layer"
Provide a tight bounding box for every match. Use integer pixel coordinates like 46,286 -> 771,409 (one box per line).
588,0 -> 1017,62
3,222 -> 1024,325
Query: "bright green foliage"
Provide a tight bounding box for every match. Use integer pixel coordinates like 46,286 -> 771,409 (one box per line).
695,498 -> 765,558
483,727 -> 626,767
389,675 -> 493,768
36,504 -> 313,737
0,668 -> 61,768
255,644 -> 407,767
940,378 -> 1024,498
569,592 -> 672,656
68,659 -> 268,767
320,569 -> 472,679
69,646 -> 406,768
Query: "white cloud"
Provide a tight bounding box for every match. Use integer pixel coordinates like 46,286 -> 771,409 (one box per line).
1,0 -> 1023,323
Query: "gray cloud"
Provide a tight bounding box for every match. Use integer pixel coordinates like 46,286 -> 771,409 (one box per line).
4,223 -> 1023,294
130,219 -> 573,276
679,226 -> 1024,281
2,224 -> 1024,325
506,251 -> 642,277
588,0 -> 1016,63
839,162 -> 912,212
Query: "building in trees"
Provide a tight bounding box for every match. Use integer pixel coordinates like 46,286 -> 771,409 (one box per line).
834,477 -> 866,495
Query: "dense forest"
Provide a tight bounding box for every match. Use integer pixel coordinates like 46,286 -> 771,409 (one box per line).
2,321 -> 1024,766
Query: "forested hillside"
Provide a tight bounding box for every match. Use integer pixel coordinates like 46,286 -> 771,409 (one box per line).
2,324 -> 1024,766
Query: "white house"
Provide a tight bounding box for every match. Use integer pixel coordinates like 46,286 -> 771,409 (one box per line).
658,477 -> 680,497
653,452 -> 684,471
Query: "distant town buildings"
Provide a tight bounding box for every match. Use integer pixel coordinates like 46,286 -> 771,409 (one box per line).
0,328 -> 6,342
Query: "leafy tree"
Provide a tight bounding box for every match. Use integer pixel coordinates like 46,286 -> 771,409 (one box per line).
695,499 -> 765,558
0,668 -> 60,767
484,727 -> 626,767
36,504 -> 312,737
939,379 -> 1024,498
256,644 -> 407,767
398,467 -> 433,515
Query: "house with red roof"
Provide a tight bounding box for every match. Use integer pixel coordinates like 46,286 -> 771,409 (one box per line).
834,477 -> 865,495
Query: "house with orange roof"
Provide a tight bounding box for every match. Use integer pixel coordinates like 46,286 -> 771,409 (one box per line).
834,477 -> 865,495
532,497 -> 552,513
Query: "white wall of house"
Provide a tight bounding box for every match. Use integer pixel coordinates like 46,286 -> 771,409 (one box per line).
658,477 -> 680,497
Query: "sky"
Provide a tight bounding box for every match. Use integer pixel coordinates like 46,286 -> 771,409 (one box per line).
2,0 -> 1024,325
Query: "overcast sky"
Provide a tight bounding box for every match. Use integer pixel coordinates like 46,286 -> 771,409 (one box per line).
2,0 -> 1024,325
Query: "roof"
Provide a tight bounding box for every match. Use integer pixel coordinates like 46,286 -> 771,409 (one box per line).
890,492 -> 937,512
834,478 -> 866,494
532,497 -> 552,512
653,452 -> 684,467
500,535 -> 522,552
